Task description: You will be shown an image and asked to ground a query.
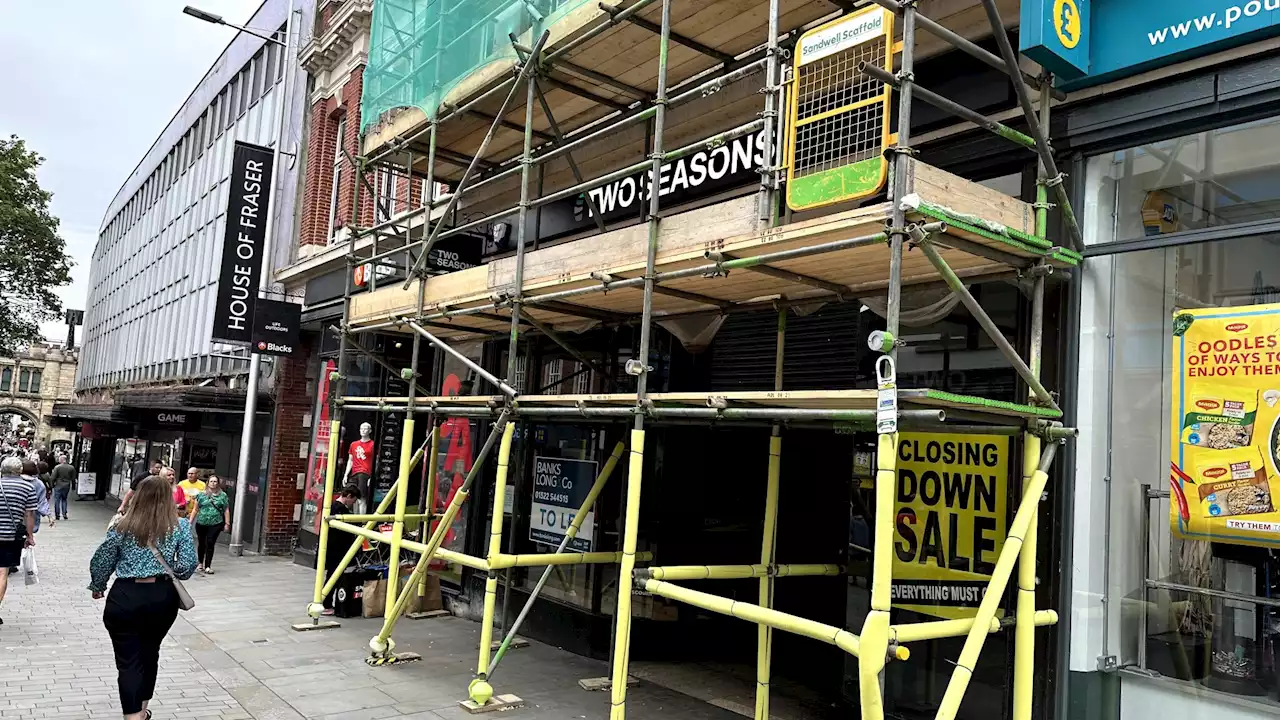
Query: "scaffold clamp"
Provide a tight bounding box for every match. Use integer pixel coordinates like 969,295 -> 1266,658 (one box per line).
624,358 -> 652,376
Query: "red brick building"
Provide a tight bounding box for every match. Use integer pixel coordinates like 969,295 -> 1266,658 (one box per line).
263,0 -> 436,557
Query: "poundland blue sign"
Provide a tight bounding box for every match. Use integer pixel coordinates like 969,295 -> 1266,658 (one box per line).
1022,0 -> 1280,85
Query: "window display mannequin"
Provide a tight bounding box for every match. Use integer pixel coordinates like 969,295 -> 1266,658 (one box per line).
342,423 -> 375,513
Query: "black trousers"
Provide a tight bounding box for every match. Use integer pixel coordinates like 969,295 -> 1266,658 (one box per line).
195,522 -> 222,568
322,547 -> 343,609
103,578 -> 179,715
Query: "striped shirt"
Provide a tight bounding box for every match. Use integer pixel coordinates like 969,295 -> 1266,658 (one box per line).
0,473 -> 38,541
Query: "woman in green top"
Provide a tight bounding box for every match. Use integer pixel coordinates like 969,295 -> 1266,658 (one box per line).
188,476 -> 229,574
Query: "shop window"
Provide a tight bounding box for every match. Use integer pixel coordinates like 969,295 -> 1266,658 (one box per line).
1079,228 -> 1280,703
1083,116 -> 1280,245
431,339 -> 487,585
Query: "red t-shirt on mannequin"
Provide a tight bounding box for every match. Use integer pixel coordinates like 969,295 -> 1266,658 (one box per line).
349,439 -> 374,476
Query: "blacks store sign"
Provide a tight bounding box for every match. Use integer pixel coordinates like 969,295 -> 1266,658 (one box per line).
251,299 -> 301,357
212,141 -> 274,344
489,129 -> 773,253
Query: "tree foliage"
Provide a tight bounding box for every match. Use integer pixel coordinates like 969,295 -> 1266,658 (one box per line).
0,135 -> 73,355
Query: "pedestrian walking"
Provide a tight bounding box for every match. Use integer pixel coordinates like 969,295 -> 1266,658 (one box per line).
22,460 -> 52,531
131,460 -> 160,487
188,475 -> 228,574
322,484 -> 362,615
161,467 -> 186,513
50,454 -> 75,520
176,467 -> 205,515
89,475 -> 197,720
0,457 -> 37,625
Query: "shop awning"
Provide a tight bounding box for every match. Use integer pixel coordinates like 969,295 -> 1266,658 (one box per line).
115,386 -> 273,414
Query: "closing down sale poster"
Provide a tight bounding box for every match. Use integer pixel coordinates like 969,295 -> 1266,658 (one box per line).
891,432 -> 1009,619
1171,302 -> 1280,548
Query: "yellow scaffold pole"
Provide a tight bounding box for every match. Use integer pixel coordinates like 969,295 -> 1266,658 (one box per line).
384,416 -> 417,617
368,411 -> 511,657
419,421 -> 441,600
859,429 -> 897,720
756,307 -> 785,720
1013,76 -> 1053,720
935,442 -> 1059,720
609,428 -> 646,719
469,420 -> 516,701
484,440 -> 628,684
313,430 -> 435,608
309,418 -> 343,614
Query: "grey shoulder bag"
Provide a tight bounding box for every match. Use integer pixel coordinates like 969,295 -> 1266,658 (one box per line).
148,542 -> 196,611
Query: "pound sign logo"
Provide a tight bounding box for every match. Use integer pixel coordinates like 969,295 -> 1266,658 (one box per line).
1053,0 -> 1081,49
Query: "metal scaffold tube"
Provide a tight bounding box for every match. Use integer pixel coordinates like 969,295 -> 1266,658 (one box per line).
470,422 -> 516,700
640,578 -> 906,661
892,610 -> 1058,643
369,411 -> 512,656
756,306 -> 784,720
858,1 -> 918,715
935,443 -> 1060,720
384,281 -> 425,618
612,3 -> 669,713
1013,80 -> 1054,720
402,29 -> 551,286
487,441 -> 627,679
977,0 -> 1083,252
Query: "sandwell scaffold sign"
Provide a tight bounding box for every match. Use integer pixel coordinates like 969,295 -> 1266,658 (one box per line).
786,5 -> 893,211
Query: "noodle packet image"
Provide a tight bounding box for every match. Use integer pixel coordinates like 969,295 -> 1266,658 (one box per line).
1195,447 -> 1273,518
1181,390 -> 1258,449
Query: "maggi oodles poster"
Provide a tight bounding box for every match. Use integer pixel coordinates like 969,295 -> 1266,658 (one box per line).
1171,303 -> 1280,547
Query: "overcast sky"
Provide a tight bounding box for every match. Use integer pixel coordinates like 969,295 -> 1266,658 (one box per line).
0,0 -> 263,343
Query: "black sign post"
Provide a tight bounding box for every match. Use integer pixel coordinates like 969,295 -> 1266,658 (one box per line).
250,299 -> 301,356
212,141 -> 275,344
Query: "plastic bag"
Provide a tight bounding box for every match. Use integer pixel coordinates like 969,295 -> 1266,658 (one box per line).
20,547 -> 38,586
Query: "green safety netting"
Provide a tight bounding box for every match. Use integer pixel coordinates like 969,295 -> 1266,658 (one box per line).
362,0 -> 595,133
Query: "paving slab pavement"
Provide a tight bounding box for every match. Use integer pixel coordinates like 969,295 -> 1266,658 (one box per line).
0,501 -> 743,719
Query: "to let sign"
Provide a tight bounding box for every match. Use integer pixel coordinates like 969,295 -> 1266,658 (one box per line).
212,142 -> 274,344
529,456 -> 598,552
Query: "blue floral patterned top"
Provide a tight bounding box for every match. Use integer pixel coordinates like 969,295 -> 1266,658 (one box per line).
88,518 -> 198,593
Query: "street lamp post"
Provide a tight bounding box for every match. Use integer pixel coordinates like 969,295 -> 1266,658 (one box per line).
185,2 -> 296,556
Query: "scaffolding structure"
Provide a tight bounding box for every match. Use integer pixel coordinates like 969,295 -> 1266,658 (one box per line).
301,1 -> 1082,718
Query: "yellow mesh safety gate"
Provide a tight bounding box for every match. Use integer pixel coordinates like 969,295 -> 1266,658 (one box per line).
786,5 -> 894,211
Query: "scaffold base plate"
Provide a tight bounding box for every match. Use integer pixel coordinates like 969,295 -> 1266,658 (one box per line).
459,694 -> 525,714
291,620 -> 341,632
366,652 -> 422,667
490,637 -> 529,651
407,609 -> 451,620
578,676 -> 639,691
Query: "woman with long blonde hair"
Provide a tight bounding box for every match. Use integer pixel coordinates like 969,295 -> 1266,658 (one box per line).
89,476 -> 197,720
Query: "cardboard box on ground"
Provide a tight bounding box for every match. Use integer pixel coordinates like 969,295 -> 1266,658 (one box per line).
362,569 -> 443,618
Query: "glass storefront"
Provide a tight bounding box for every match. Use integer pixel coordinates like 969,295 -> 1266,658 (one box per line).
1076,117 -> 1280,717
